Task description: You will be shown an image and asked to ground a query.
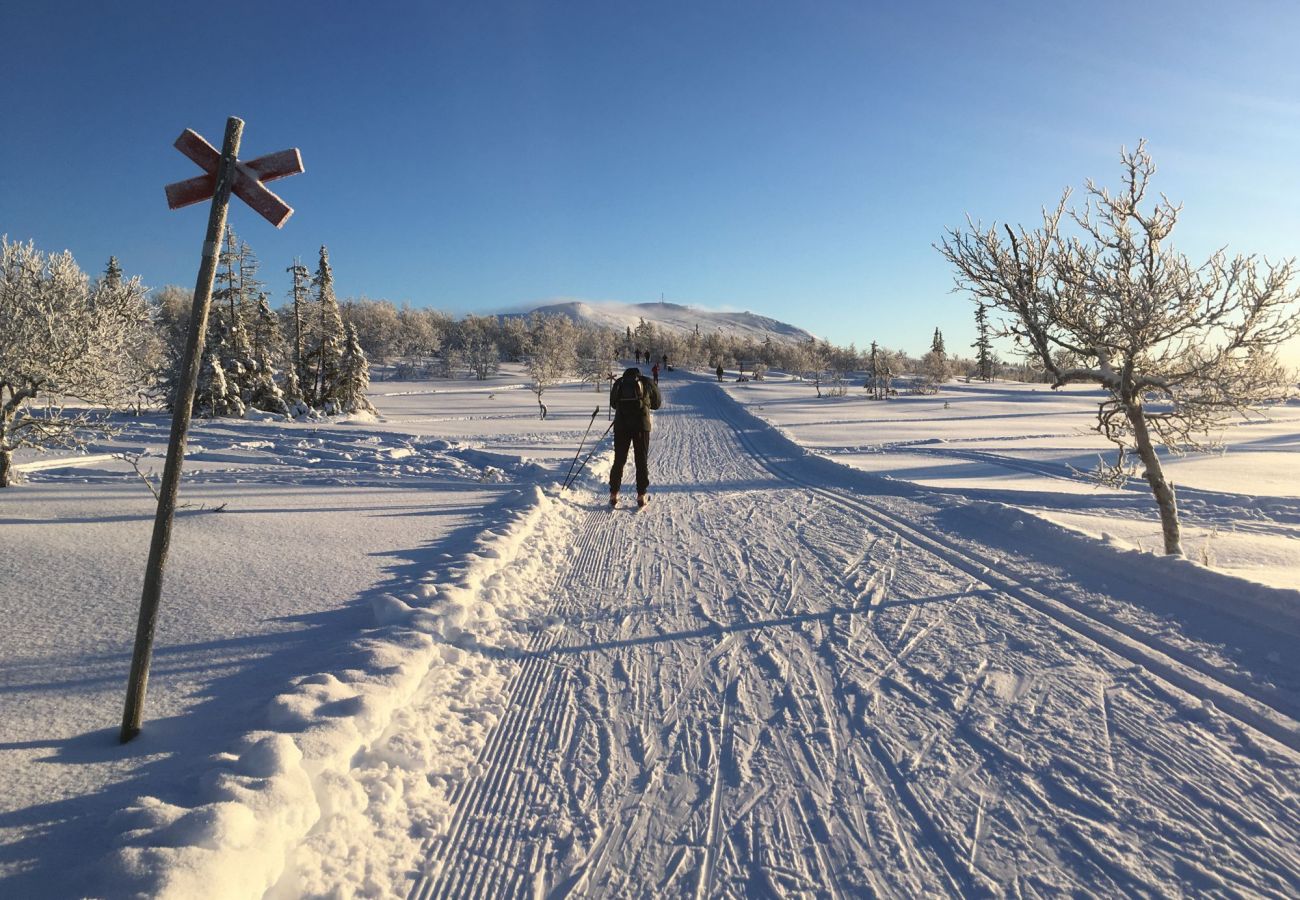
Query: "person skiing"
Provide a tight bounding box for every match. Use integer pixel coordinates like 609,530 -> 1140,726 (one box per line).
651,362 -> 660,384
609,365 -> 662,509
716,363 -> 724,381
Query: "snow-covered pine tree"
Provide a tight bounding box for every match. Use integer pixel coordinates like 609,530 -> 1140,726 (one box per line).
285,257 -> 311,396
337,323 -> 376,414
311,245 -> 346,410
281,365 -> 309,417
245,295 -> 290,415
194,347 -> 245,418
973,303 -> 994,381
208,226 -> 265,403
920,326 -> 950,393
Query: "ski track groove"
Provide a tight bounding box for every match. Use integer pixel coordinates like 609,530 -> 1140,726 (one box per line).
408,377 -> 1300,898
720,391 -> 1300,756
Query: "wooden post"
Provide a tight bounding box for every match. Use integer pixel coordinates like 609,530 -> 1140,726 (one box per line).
120,117 -> 244,743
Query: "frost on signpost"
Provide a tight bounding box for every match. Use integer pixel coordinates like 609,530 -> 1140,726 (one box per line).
120,118 -> 303,744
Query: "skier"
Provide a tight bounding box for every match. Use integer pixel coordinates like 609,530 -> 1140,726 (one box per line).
652,362 -> 660,384
609,366 -> 663,509
716,364 -> 724,381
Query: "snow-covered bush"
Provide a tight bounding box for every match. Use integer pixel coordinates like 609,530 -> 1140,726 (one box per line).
0,238 -> 153,486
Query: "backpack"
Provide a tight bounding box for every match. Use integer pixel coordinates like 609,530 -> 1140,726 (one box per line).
617,375 -> 646,412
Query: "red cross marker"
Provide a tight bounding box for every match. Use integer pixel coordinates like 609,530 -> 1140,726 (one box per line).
164,128 -> 304,227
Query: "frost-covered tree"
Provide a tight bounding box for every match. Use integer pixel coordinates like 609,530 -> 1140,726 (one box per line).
456,314 -> 500,380
866,340 -> 896,400
525,314 -> 576,419
285,257 -> 311,390
342,297 -> 401,367
939,142 -> 1300,555
919,327 -> 950,394
208,227 -> 266,402
194,348 -> 245,418
245,296 -> 290,415
281,365 -> 308,417
97,258 -> 163,413
578,328 -> 617,391
797,338 -> 832,397
337,323 -> 376,414
0,239 -> 153,485
309,245 -> 346,408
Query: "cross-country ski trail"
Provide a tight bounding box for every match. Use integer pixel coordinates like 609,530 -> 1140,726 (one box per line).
342,377 -> 1300,897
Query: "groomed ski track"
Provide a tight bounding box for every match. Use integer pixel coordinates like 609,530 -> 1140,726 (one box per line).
408,376 -> 1300,898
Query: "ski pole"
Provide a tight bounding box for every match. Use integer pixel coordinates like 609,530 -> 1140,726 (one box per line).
562,407 -> 600,490
564,421 -> 614,490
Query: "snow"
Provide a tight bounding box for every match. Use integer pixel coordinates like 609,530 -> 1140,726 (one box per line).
3,366 -> 1299,897
726,376 -> 1300,592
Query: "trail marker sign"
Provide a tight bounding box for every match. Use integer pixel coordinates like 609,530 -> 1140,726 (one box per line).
121,117 -> 303,743
165,129 -> 303,227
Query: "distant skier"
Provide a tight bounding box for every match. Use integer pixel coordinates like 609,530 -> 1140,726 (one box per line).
652,363 -> 660,384
609,366 -> 663,509
716,364 -> 724,381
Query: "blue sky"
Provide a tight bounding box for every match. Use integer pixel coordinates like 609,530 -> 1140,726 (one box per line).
3,0 -> 1298,358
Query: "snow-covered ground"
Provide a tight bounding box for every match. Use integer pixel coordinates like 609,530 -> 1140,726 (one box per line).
2,366 -> 1298,897
725,376 -> 1300,592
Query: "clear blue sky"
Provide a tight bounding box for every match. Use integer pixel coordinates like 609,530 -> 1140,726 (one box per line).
4,0 -> 1298,358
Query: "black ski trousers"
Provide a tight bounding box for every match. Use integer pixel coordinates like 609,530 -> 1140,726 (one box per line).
610,426 -> 651,496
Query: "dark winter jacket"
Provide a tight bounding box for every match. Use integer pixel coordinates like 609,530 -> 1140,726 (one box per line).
610,367 -> 663,432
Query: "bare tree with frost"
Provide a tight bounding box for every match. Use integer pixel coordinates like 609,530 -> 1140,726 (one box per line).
525,314 -> 577,419
578,327 -> 617,392
0,238 -> 152,486
457,315 -> 501,381
938,142 -> 1300,555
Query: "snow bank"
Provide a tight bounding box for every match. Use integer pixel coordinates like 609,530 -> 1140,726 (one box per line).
715,383 -> 1300,637
968,500 -> 1300,638
105,485 -> 581,899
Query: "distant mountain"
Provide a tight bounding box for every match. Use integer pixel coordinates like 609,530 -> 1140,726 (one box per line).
509,300 -> 816,344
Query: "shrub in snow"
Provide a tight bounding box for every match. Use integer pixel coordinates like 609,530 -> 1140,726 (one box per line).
940,141 -> 1300,555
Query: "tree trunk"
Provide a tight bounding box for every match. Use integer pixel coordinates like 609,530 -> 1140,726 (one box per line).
1125,402 -> 1182,556
0,448 -> 12,487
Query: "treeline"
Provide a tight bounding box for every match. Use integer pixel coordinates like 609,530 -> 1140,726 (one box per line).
284,296 -> 1032,393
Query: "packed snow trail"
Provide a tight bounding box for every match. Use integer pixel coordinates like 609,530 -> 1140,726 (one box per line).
408,378 -> 1300,898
